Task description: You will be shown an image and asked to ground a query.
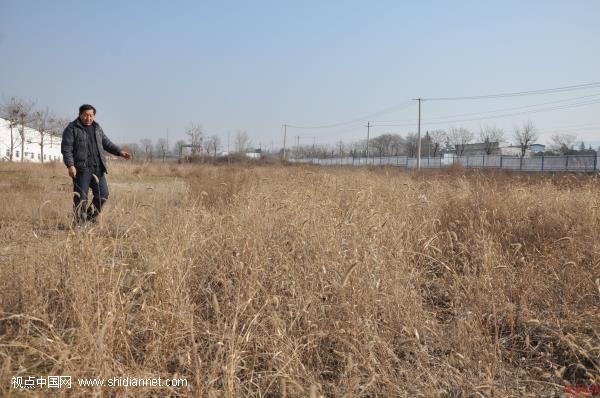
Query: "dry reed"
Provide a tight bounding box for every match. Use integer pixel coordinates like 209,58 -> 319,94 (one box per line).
0,161 -> 598,397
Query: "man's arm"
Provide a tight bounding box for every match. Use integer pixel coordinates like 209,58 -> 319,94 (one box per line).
101,128 -> 132,160
100,129 -> 122,157
61,124 -> 75,168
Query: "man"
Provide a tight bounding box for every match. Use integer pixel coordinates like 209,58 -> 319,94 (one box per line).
61,104 -> 131,226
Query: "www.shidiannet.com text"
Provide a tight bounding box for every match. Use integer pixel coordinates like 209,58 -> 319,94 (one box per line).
12,375 -> 189,390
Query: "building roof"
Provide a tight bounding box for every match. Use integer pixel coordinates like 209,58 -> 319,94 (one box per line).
461,142 -> 500,151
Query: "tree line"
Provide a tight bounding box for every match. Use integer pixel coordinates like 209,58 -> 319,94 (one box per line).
1,97 -> 70,163
3,96 -> 595,163
120,126 -> 258,162
291,121 -> 597,159
0,98 -> 260,163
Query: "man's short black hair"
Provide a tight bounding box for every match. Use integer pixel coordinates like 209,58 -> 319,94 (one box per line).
79,104 -> 96,115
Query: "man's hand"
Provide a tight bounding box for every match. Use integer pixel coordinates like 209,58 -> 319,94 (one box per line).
120,150 -> 132,160
68,166 -> 77,179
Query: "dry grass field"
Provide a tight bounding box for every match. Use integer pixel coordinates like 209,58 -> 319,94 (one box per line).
1,161 -> 599,397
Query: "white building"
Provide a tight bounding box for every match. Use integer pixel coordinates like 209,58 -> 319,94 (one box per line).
500,145 -> 530,157
0,117 -> 63,163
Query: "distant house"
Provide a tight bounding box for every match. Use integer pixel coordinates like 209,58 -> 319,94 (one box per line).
529,143 -> 546,153
0,117 -> 63,163
500,145 -> 529,157
453,141 -> 545,157
499,144 -> 545,157
442,153 -> 455,165
245,148 -> 262,159
460,142 -> 501,156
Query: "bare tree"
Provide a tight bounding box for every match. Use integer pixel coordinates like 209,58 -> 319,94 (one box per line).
17,100 -> 34,162
49,116 -> 69,147
203,135 -> 221,157
208,135 -> 221,156
550,133 -> 577,154
348,143 -> 357,158
295,143 -> 330,159
479,125 -> 504,155
370,134 -> 403,157
314,144 -> 331,159
370,134 -> 387,157
140,138 -> 154,162
234,130 -> 251,153
351,139 -> 368,158
428,129 -> 446,157
1,97 -> 25,161
1,97 -> 33,162
32,107 -> 52,163
448,127 -> 474,156
202,137 -> 213,156
405,133 -> 418,157
122,143 -> 142,159
185,124 -> 203,157
335,140 -> 347,157
155,138 -> 169,162
422,131 -> 446,157
422,131 -> 432,157
513,121 -> 538,157
173,140 -> 187,158
389,134 -> 405,156
361,140 -> 369,157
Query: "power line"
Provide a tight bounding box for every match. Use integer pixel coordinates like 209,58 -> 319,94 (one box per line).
286,100 -> 414,129
290,125 -> 365,143
537,121 -> 600,131
536,123 -> 600,135
373,92 -> 600,124
423,81 -> 600,101
373,98 -> 600,128
283,81 -> 600,145
285,82 -> 600,130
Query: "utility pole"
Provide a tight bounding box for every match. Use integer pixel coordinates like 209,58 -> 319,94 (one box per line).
366,121 -> 371,160
282,124 -> 287,160
413,98 -> 422,169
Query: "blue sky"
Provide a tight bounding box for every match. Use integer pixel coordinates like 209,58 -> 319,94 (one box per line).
1,0 -> 599,150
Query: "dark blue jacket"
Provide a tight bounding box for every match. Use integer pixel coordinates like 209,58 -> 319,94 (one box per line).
61,118 -> 121,173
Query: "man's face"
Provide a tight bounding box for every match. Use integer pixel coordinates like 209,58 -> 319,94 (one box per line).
79,110 -> 95,126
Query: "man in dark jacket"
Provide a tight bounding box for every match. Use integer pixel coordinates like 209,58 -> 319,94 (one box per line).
61,104 -> 131,226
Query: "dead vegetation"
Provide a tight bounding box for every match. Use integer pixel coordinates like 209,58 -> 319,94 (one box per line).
0,162 -> 599,397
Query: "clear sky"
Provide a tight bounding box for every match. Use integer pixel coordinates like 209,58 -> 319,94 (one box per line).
1,0 -> 599,150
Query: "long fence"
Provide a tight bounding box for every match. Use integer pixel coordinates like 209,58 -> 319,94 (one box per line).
291,154 -> 600,172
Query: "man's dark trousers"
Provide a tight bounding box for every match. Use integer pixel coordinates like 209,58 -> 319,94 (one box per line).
72,167 -> 109,225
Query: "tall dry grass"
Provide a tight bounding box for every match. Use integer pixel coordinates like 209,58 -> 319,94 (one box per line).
0,161 -> 599,397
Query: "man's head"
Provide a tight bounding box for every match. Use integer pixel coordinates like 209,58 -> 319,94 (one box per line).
78,104 -> 96,126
